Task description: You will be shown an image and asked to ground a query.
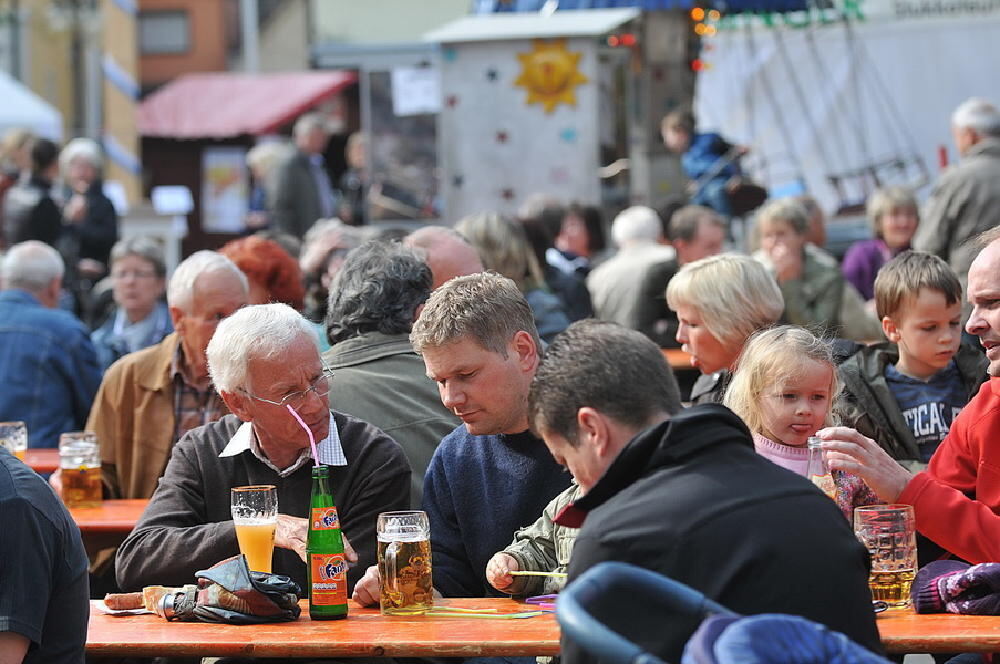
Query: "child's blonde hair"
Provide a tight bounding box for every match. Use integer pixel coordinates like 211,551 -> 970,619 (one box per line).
724,325 -> 842,436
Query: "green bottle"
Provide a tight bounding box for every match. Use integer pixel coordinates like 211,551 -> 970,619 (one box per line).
306,464 -> 348,620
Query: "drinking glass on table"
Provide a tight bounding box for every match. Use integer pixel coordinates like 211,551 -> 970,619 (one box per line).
0,422 -> 27,461
231,485 -> 278,573
59,431 -> 101,508
377,510 -> 433,615
854,504 -> 917,609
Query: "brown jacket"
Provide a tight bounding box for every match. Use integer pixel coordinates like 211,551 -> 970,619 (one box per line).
87,333 -> 180,499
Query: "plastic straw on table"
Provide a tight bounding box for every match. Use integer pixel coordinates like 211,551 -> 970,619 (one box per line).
508,571 -> 568,578
425,610 -> 549,619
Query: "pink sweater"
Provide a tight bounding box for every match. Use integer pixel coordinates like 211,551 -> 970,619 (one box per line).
752,433 -> 878,521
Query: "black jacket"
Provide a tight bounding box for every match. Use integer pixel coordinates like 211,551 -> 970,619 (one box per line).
560,404 -> 882,664
2,174 -> 62,248
837,342 -> 987,465
62,181 -> 118,267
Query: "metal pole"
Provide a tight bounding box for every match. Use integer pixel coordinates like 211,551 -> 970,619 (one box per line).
240,0 -> 259,73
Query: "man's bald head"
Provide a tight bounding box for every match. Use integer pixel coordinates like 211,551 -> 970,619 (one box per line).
405,225 -> 484,289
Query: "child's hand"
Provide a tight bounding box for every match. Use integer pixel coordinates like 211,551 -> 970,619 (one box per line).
486,552 -> 519,591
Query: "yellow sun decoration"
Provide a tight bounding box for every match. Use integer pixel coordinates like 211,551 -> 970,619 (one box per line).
514,39 -> 589,113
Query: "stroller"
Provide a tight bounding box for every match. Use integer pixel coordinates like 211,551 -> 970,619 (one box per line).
556,562 -> 891,664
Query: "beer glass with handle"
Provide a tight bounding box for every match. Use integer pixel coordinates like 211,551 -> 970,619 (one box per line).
59,431 -> 101,508
0,422 -> 27,461
854,504 -> 917,609
231,485 -> 278,573
377,510 -> 433,615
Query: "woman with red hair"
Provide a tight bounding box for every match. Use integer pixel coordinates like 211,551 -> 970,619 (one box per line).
219,235 -> 305,310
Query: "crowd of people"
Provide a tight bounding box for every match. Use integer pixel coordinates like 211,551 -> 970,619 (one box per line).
2,95 -> 1000,664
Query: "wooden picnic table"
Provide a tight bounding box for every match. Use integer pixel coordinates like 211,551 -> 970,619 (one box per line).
87,597 -> 560,658
24,448 -> 59,474
878,609 -> 1000,654
86,594 -> 1000,658
69,498 -> 147,556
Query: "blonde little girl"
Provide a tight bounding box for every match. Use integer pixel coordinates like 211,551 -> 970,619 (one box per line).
724,325 -> 878,519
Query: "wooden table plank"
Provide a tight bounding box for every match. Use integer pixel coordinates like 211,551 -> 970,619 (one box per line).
87,598 -> 560,658
878,610 -> 1000,653
24,448 -> 59,474
69,499 -> 147,533
89,590 -> 1000,657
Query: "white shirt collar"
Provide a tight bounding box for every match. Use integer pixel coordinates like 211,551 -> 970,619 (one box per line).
219,412 -> 346,477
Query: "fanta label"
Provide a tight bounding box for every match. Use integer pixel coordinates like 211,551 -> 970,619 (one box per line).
310,553 -> 348,605
311,507 -> 340,530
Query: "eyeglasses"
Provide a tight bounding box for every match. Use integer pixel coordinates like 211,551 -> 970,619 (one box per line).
241,368 -> 335,409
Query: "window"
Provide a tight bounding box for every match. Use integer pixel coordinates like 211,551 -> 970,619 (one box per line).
139,11 -> 190,55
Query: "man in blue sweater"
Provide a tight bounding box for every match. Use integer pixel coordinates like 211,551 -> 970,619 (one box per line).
353,272 -> 571,604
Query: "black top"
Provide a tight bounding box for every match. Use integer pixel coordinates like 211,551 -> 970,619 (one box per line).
0,448 -> 89,663
2,174 -> 62,248
561,404 -> 882,664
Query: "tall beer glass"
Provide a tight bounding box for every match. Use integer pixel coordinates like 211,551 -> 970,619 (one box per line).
854,504 -> 917,609
231,485 -> 278,573
377,510 -> 433,615
59,431 -> 101,508
0,422 -> 27,461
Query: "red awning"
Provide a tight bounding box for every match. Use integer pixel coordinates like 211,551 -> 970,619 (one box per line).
138,71 -> 357,139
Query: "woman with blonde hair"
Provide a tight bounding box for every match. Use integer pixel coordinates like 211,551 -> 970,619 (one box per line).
456,212 -> 570,342
666,253 -> 784,403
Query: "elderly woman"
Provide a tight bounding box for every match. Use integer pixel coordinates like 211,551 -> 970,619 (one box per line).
841,186 -> 919,302
456,211 -> 570,343
59,138 -> 118,281
754,198 -> 846,337
90,236 -> 172,371
666,254 -> 784,403
219,235 -> 305,310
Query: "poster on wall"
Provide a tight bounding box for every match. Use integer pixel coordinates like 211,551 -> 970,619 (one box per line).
201,147 -> 248,233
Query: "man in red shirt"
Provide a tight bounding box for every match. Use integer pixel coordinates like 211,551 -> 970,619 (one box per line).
821,227 -> 1000,564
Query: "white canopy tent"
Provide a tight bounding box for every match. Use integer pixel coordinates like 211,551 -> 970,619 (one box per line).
0,71 -> 63,141
694,5 -> 1000,217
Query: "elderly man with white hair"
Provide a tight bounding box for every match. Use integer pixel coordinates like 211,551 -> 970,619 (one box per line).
586,205 -> 674,330
0,240 -> 101,448
915,97 -> 1000,318
115,303 -> 410,595
269,113 -> 336,238
59,137 -> 118,282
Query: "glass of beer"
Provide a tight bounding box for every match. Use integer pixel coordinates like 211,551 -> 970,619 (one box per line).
854,504 -> 917,609
231,485 -> 278,573
59,431 -> 102,508
377,510 -> 433,615
0,422 -> 27,461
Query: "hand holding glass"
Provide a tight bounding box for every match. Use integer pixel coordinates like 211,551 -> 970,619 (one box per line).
231,485 -> 278,573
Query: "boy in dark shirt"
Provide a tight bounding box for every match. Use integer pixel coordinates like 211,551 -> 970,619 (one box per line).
838,251 -> 987,468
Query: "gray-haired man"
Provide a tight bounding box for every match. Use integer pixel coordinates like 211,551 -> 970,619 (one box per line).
322,240 -> 458,506
0,240 -> 101,448
116,303 -> 410,594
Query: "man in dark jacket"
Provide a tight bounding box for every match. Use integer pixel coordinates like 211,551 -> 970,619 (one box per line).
529,321 -> 882,664
268,113 -> 336,239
